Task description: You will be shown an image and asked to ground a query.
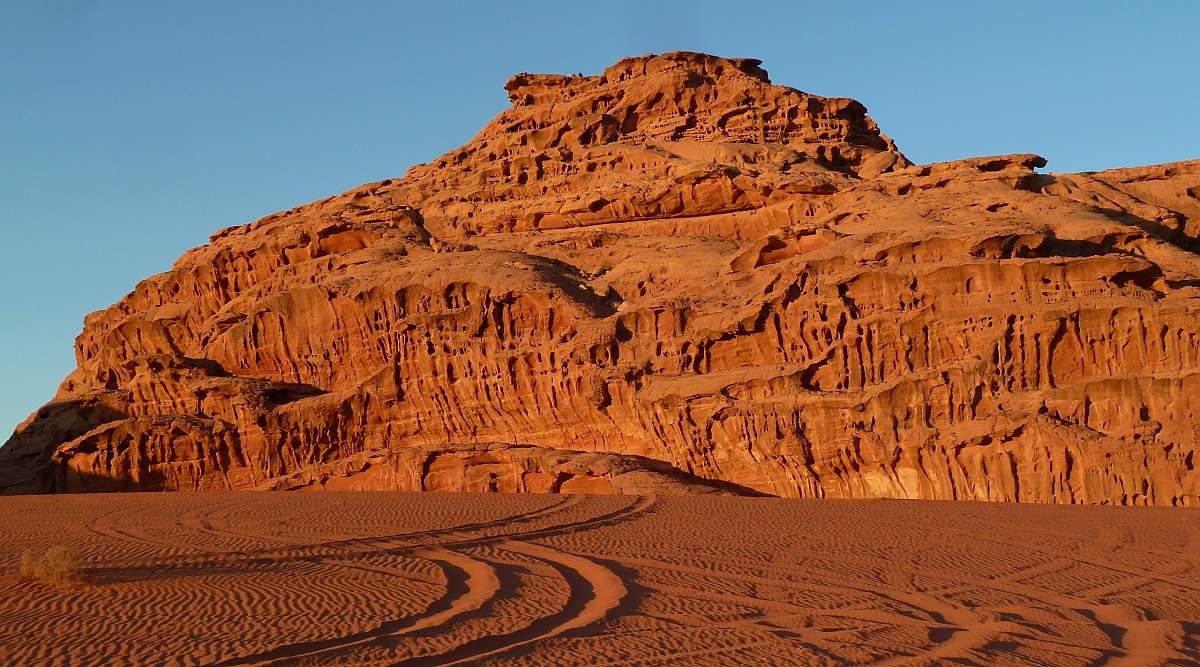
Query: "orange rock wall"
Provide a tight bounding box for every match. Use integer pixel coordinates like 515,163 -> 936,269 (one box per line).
2,52 -> 1198,504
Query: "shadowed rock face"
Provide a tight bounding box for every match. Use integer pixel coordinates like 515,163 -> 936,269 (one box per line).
2,51 -> 1198,503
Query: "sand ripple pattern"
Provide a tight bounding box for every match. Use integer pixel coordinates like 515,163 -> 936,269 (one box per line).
1,493 -> 1198,665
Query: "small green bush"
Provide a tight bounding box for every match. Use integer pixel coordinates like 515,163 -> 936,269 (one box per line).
18,546 -> 83,588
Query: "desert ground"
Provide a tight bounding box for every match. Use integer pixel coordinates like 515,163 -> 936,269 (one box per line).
1,493 -> 1197,665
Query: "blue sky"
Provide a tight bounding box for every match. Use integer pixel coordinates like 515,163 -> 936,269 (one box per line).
2,1 -> 1198,436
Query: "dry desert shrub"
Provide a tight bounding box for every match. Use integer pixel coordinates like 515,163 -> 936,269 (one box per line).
19,546 -> 83,587
18,549 -> 38,578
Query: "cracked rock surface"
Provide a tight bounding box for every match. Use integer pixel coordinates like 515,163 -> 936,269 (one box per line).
2,51 -> 1198,504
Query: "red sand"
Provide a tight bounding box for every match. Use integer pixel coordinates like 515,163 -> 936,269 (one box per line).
1,492 -> 1197,665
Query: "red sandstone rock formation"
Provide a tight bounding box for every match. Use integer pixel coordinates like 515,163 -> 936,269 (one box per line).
2,52 -> 1198,504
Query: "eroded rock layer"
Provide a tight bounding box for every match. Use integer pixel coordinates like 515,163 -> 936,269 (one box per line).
3,51 -> 1198,503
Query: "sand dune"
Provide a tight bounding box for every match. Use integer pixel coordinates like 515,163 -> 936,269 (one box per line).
1,493 -> 1197,665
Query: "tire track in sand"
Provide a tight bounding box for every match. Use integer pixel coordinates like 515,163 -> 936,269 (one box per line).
209,547 -> 500,666
204,495 -> 654,666
87,495 -> 583,573
391,538 -> 632,666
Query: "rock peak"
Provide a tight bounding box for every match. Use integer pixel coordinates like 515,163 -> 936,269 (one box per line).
462,51 -> 910,202
602,51 -> 771,84
4,53 -> 1199,506
504,52 -> 772,107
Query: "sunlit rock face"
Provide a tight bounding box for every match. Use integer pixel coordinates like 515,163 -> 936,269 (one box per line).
3,51 -> 1198,504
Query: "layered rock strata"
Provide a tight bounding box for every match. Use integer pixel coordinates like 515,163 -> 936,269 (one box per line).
3,52 -> 1198,504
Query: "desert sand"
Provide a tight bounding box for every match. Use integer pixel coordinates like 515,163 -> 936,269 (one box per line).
1,492 -> 1198,665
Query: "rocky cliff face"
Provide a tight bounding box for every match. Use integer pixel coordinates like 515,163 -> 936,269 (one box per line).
3,52 -> 1198,504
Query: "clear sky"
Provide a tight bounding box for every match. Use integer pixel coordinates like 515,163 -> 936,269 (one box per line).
2,1 -> 1198,437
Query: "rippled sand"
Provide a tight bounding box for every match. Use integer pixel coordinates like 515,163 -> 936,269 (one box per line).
1,493 -> 1197,665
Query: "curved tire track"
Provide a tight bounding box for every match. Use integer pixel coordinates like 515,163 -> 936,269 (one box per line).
204,495 -> 655,666
209,547 -> 500,666
397,540 -> 629,667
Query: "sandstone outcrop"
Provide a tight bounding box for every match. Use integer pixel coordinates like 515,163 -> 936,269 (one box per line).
2,52 -> 1198,504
